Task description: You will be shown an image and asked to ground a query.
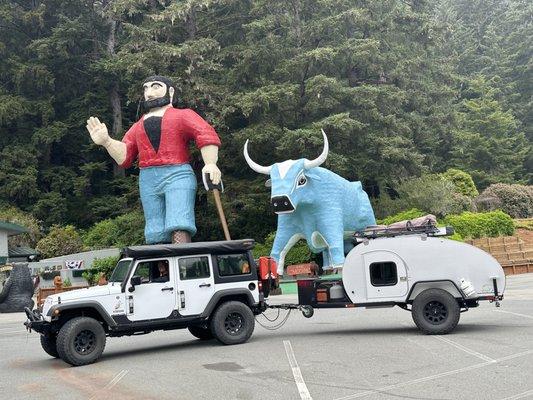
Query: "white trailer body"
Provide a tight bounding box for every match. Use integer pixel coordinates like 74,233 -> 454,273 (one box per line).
342,235 -> 505,304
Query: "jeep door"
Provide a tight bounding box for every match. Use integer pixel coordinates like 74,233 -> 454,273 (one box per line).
176,255 -> 214,316
364,251 -> 409,299
127,258 -> 176,321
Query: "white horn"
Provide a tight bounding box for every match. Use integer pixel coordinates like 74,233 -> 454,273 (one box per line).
304,129 -> 329,169
243,140 -> 272,175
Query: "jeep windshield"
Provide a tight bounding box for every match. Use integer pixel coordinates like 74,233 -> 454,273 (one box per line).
109,259 -> 132,283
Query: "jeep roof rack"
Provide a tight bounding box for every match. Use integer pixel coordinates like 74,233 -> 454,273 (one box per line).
354,224 -> 454,240
121,239 -> 255,259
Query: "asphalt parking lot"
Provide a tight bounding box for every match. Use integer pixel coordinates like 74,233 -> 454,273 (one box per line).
1,274 -> 532,400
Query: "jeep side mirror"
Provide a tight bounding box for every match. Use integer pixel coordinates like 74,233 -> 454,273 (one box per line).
129,275 -> 142,292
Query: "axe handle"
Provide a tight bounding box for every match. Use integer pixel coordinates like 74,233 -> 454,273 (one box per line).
213,189 -> 231,241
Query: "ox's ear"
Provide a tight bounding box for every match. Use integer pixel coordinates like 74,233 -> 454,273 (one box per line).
265,179 -> 272,188
305,170 -> 322,181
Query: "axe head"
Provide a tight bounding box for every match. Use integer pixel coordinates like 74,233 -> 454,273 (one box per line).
203,173 -> 224,192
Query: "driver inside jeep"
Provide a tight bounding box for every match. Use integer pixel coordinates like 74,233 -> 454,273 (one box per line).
153,261 -> 169,283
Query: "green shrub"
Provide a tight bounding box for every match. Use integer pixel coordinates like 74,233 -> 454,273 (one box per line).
514,218 -> 533,231
374,175 -> 475,220
443,211 -> 514,239
36,225 -> 84,259
378,208 -> 426,225
441,168 -> 478,197
63,277 -> 72,287
82,256 -> 119,286
476,183 -> 533,218
84,211 -> 144,248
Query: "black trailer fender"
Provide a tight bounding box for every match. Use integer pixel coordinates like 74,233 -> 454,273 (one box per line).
407,280 -> 464,303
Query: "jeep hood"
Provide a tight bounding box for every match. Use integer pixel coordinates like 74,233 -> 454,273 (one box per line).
48,284 -> 120,303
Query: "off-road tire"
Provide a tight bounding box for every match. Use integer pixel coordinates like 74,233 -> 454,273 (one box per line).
56,317 -> 106,366
412,288 -> 460,335
40,333 -> 59,358
210,301 -> 255,345
188,325 -> 214,340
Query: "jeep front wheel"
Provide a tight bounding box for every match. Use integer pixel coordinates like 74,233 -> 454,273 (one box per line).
412,288 -> 460,334
56,317 -> 106,366
188,325 -> 213,340
210,301 -> 255,345
40,333 -> 59,358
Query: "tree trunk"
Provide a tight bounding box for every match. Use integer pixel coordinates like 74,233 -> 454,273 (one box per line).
107,18 -> 125,178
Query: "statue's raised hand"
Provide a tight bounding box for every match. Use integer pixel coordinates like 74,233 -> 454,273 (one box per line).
86,117 -> 110,146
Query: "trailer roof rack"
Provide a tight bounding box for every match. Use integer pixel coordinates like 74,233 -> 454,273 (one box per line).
354,223 -> 454,240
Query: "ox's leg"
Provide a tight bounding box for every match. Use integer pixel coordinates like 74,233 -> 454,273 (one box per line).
270,216 -> 299,275
321,250 -> 331,270
318,219 -> 345,270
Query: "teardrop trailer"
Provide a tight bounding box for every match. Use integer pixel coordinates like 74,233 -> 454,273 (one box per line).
23,223 -> 505,366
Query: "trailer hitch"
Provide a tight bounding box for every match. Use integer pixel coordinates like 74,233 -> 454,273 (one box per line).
267,303 -> 314,318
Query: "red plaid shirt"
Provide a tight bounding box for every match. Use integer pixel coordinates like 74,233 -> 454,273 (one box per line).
120,107 -> 221,169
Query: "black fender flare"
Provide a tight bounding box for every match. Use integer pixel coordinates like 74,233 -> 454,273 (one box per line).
201,289 -> 256,318
47,301 -> 117,328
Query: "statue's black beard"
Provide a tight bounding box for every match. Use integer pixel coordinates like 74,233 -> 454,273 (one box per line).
143,94 -> 171,111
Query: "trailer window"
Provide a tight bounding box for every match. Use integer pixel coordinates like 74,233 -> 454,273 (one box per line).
370,262 -> 398,286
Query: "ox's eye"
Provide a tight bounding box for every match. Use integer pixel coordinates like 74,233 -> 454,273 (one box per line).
297,176 -> 307,186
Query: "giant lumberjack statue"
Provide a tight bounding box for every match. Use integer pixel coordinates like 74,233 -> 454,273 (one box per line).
86,76 -> 222,244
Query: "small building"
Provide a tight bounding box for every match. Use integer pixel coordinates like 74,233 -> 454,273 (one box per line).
0,221 -> 39,264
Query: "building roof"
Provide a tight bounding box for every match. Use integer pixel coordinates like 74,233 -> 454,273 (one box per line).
0,221 -> 29,236
8,246 -> 39,258
121,239 -> 256,259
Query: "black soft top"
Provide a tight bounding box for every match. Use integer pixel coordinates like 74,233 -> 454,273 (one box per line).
121,239 -> 255,259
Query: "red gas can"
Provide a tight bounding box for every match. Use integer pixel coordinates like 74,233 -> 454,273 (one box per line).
258,256 -> 278,280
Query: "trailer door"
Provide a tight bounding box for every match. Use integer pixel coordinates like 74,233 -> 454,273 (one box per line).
364,251 -> 408,299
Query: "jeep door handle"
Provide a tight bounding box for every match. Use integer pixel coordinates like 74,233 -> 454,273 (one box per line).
161,287 -> 174,292
199,283 -> 211,288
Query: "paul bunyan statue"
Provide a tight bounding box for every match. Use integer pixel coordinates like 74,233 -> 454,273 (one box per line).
86,75 -> 222,244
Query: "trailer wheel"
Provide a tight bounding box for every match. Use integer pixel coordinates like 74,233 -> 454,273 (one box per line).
210,301 -> 254,345
40,333 -> 59,358
188,325 -> 214,340
301,306 -> 314,318
56,317 -> 106,366
412,289 -> 460,335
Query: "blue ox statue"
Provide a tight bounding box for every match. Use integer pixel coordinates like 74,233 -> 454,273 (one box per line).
244,130 -> 376,275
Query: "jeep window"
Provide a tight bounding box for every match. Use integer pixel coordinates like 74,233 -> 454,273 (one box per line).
134,260 -> 170,283
217,253 -> 251,277
109,259 -> 132,282
370,262 -> 398,286
179,257 -> 210,280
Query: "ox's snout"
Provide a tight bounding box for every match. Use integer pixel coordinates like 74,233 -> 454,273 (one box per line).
271,195 -> 295,213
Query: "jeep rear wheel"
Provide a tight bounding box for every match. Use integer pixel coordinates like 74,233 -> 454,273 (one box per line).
40,333 -> 59,358
188,325 -> 213,340
412,288 -> 460,334
56,317 -> 106,366
210,301 -> 254,345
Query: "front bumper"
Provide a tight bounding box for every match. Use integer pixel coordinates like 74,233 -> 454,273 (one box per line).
24,307 -> 51,335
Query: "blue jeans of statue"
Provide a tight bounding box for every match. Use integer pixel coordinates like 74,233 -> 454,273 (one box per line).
139,164 -> 197,244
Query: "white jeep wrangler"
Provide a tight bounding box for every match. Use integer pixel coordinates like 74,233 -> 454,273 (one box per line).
25,239 -> 267,366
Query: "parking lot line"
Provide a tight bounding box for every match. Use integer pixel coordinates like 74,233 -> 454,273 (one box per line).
333,349 -> 533,400
500,388 -> 533,400
495,310 -> 533,320
88,369 -> 129,400
433,335 -> 495,362
283,340 -> 313,400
